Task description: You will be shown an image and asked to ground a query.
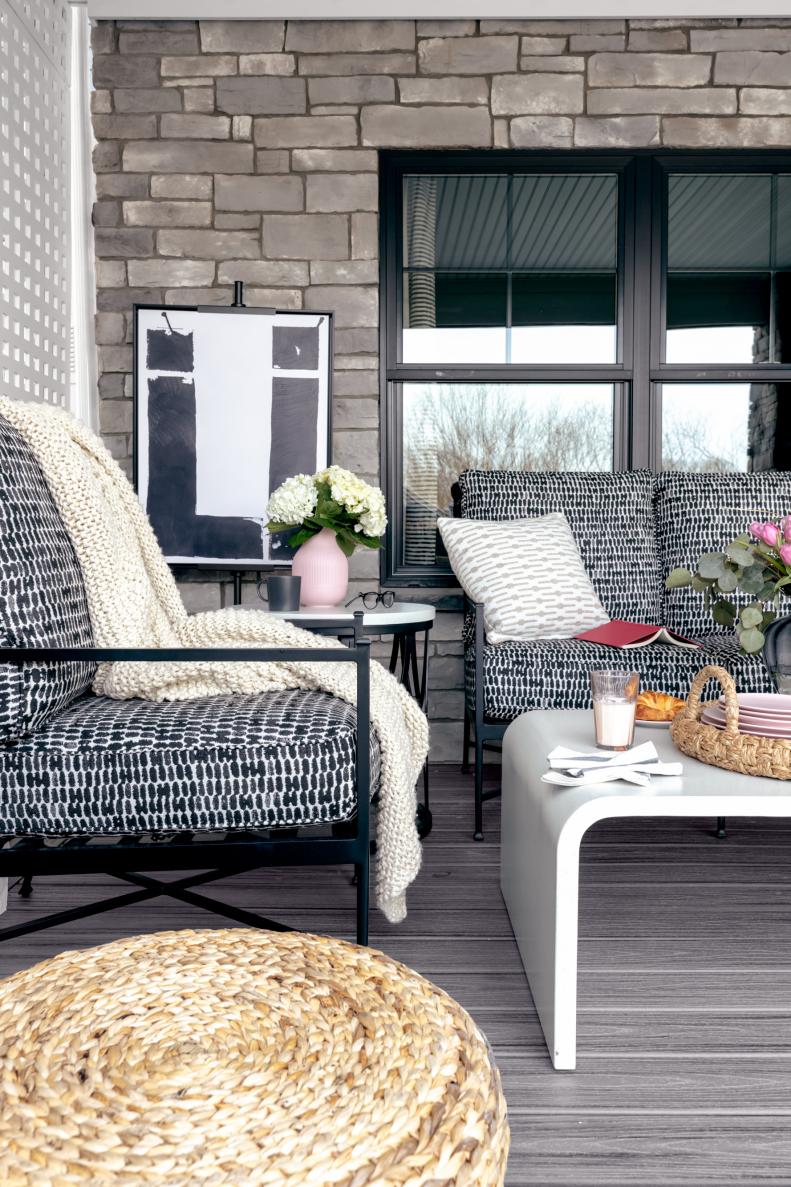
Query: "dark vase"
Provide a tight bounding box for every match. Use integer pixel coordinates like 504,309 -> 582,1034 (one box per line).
762,614 -> 791,693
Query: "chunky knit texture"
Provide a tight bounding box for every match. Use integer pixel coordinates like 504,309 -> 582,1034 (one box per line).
0,397 -> 428,923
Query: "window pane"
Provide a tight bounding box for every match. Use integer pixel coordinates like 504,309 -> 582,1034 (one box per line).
511,175 -> 618,269
402,272 -> 507,364
511,272 -> 617,363
402,383 -> 614,565
661,382 -> 791,472
404,175 -> 507,270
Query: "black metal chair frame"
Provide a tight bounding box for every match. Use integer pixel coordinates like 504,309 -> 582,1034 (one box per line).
0,619 -> 373,946
461,597 -> 506,842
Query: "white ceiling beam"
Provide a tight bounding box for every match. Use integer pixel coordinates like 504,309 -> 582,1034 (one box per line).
87,1 -> 791,19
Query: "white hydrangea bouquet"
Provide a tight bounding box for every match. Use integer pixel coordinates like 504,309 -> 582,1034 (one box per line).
266,465 -> 387,556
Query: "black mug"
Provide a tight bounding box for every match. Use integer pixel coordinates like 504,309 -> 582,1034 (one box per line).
258,574 -> 301,612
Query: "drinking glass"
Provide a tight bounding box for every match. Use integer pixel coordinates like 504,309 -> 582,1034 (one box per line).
591,670 -> 640,751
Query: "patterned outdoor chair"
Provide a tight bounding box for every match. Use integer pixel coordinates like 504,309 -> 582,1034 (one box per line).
0,413 -> 376,944
453,469 -> 791,839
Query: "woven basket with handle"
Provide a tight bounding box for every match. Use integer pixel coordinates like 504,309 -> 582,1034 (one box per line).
671,664 -> 791,781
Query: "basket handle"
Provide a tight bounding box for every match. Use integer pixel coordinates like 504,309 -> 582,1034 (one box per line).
684,664 -> 739,736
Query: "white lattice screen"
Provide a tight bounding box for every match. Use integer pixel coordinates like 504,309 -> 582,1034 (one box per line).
0,0 -> 70,406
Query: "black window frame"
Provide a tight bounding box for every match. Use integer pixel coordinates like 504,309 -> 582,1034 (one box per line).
380,149 -> 791,586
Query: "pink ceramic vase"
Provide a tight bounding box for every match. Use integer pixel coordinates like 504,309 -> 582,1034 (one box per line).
292,528 -> 349,607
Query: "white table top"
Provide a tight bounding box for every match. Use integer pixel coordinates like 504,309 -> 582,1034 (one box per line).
261,601 -> 436,628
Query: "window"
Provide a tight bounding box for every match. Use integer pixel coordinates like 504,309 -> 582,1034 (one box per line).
381,152 -> 791,583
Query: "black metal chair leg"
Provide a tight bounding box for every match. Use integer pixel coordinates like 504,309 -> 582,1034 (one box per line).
18,875 -> 33,898
474,732 -> 484,842
355,856 -> 369,945
716,816 -> 727,839
462,712 -> 471,774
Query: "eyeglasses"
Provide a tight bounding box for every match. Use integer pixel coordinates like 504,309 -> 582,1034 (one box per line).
345,591 -> 396,609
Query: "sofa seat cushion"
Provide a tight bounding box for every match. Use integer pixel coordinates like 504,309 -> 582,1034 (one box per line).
466,636 -> 773,721
0,688 -> 380,835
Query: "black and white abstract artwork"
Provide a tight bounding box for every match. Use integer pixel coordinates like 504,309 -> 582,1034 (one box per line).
134,306 -> 331,566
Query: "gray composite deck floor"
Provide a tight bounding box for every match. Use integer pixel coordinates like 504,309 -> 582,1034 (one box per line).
3,765 -> 791,1185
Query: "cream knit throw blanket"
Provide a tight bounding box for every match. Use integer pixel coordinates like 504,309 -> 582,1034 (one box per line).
1,397 -> 428,923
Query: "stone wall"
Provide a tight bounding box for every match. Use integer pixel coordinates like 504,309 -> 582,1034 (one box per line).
91,16 -> 791,760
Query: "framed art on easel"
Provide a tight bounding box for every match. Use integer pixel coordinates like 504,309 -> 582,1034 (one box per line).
133,302 -> 332,568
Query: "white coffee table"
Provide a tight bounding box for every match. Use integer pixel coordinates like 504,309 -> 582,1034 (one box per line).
501,709 -> 791,1070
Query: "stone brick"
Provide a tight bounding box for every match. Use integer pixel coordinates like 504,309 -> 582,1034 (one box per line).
215,174 -> 304,212
240,54 -> 296,76
494,117 -> 509,147
183,88 -> 215,113
361,104 -> 491,147
216,76 -> 306,115
94,227 -> 154,258
255,150 -> 292,173
96,260 -> 127,288
306,174 -> 378,213
510,115 -> 573,147
520,55 -> 584,72
96,173 -> 149,199
98,345 -> 133,373
398,76 -> 488,104
91,89 -> 113,114
417,21 -> 476,36
218,260 -> 309,285
161,115 -> 230,140
92,200 -> 121,227
179,582 -> 223,613
351,213 -> 378,260
93,142 -> 121,172
127,259 -> 216,286
151,174 -> 213,199
123,141 -> 254,174
91,23 -> 116,55
124,200 -> 213,227
311,107 -> 358,117
310,259 -> 379,285
98,372 -> 126,399
331,428 -> 379,470
662,116 -> 791,147
253,116 -> 358,148
629,17 -> 736,26
297,53 -> 416,76
118,30 -> 198,54
92,114 -> 157,140
575,115 -> 661,147
627,29 -> 688,51
214,213 -> 259,229
520,36 -> 566,55
199,20 -> 284,53
691,28 -> 791,51
308,76 -> 395,105
589,52 -> 712,87
114,89 -> 182,113
335,328 -> 378,354
164,287 -> 232,305
333,354 -> 377,369
588,87 -> 736,115
233,116 -> 253,140
740,89 -> 791,115
332,371 -> 378,396
99,399 -> 133,435
92,55 -> 160,89
291,149 -> 378,171
481,19 -> 625,34
158,229 -> 260,259
492,74 -> 583,116
714,52 -> 791,86
161,55 -> 237,78
262,214 -> 349,259
333,397 -> 379,430
95,312 -> 126,344
286,20 -> 415,53
418,35 -> 518,75
246,288 -> 303,309
570,33 -> 625,51
306,286 -> 377,328
97,287 -> 162,312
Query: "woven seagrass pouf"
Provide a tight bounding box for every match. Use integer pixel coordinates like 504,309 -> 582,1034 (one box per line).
0,928 -> 509,1186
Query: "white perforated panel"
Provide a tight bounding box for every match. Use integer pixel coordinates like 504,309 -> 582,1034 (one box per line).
0,0 -> 70,406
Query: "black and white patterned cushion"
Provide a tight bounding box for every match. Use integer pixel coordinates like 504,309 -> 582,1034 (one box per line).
656,472 -> 791,636
466,635 -> 773,721
0,687 -> 381,835
457,470 -> 661,622
0,413 -> 95,742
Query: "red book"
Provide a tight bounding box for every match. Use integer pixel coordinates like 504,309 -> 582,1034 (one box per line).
574,620 -> 702,650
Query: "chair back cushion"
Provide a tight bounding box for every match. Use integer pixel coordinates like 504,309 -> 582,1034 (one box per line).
0,412 -> 96,741
657,471 -> 791,636
456,470 -> 661,622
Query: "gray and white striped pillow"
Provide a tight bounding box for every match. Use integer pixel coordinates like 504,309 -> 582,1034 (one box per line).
438,513 -> 609,644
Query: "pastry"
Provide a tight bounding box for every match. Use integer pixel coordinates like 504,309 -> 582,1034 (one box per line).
636,690 -> 686,721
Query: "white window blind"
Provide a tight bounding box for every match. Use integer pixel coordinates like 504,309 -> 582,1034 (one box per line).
0,0 -> 71,407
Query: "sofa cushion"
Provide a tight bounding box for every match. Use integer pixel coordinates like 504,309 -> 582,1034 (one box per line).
0,414 -> 95,742
656,471 -> 791,636
457,470 -> 661,623
465,635 -> 772,721
0,687 -> 380,835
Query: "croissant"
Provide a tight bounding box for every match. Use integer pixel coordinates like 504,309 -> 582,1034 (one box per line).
636,690 -> 687,722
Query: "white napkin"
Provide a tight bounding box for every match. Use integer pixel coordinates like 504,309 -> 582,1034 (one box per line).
543,741 -> 683,787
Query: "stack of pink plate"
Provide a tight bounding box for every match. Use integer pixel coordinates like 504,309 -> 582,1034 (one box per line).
701,693 -> 791,739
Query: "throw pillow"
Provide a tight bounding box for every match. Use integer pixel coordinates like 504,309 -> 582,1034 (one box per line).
438,513 -> 609,645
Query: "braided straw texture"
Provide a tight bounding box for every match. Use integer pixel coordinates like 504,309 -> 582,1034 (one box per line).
0,929 -> 510,1186
671,664 -> 791,780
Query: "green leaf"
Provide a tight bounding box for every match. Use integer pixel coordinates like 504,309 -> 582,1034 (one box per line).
717,570 -> 739,593
666,567 -> 693,589
726,543 -> 756,567
288,527 -> 319,550
698,552 -> 728,579
740,604 -> 763,629
738,626 -> 765,653
266,520 -> 295,534
738,566 -> 767,595
712,599 -> 737,626
762,609 -> 778,630
693,574 -> 715,593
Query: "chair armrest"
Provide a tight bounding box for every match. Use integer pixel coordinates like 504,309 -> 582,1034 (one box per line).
0,646 -> 362,664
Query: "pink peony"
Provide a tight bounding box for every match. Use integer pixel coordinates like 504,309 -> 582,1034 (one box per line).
749,520 -> 780,548
780,543 -> 791,567
783,516 -> 791,543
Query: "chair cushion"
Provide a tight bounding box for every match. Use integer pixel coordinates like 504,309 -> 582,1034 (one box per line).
0,413 -> 95,742
0,688 -> 380,835
456,470 -> 661,622
656,471 -> 791,636
466,635 -> 773,721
